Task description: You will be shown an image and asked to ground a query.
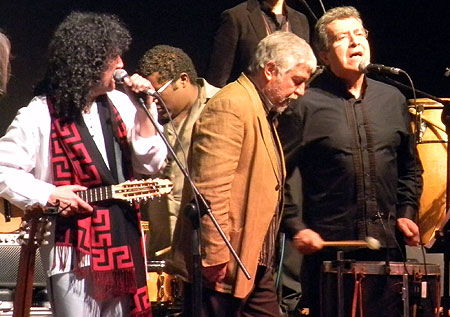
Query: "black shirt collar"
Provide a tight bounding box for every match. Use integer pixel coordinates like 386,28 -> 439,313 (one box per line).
313,68 -> 368,100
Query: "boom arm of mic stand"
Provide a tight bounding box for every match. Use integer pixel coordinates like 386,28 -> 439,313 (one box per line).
373,74 -> 449,111
374,74 -> 450,134
136,97 -> 251,280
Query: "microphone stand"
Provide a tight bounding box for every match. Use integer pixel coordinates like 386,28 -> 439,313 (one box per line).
134,96 -> 251,314
296,0 -> 318,22
372,74 -> 450,315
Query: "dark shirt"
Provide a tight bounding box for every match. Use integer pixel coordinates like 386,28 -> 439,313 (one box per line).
206,0 -> 309,88
252,79 -> 285,269
281,70 -> 423,248
259,0 -> 289,34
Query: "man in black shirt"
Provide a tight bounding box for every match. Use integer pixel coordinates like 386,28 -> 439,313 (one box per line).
281,6 -> 423,317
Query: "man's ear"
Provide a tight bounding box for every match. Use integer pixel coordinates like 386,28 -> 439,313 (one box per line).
263,62 -> 278,81
318,51 -> 330,66
179,72 -> 191,88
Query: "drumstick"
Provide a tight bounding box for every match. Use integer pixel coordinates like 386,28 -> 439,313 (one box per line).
323,237 -> 381,250
155,246 -> 171,257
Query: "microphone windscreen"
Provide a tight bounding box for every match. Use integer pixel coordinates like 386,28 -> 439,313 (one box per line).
113,69 -> 129,83
358,60 -> 369,73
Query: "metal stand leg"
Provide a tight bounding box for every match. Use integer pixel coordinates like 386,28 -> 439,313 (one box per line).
184,202 -> 202,317
336,251 -> 345,317
402,273 -> 410,317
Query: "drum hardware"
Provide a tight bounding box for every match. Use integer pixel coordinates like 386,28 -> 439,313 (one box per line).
402,273 -> 410,317
321,261 -> 441,317
147,260 -> 183,313
409,104 -> 448,145
324,239 -> 381,316
336,251 -> 346,317
411,103 -> 425,143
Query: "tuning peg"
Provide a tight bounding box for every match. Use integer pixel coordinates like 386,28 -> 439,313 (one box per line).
21,220 -> 30,229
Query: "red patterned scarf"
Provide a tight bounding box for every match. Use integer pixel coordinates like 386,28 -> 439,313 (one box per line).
48,96 -> 151,316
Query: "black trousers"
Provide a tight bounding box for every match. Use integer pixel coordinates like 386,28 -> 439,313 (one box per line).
183,265 -> 282,317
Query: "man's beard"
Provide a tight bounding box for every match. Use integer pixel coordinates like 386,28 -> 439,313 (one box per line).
273,94 -> 298,113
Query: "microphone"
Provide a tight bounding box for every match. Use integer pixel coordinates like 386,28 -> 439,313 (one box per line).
113,69 -> 158,96
358,61 -> 403,75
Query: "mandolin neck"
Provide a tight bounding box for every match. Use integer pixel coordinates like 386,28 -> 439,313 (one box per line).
77,185 -> 113,204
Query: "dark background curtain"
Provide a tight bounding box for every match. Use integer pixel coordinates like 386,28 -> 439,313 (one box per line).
0,0 -> 449,134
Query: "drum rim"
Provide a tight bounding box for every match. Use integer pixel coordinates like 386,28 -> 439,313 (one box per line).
322,261 -> 440,275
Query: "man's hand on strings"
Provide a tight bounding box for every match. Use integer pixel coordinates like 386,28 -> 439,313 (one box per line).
48,185 -> 93,216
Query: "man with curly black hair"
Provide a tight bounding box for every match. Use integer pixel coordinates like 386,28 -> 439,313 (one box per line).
136,45 -> 220,262
0,12 -> 167,316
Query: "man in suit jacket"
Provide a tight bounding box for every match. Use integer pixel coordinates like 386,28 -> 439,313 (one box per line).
171,31 -> 316,316
207,0 -> 310,88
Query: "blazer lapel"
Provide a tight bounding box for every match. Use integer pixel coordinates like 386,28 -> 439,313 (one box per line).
237,74 -> 284,183
257,114 -> 284,184
247,0 -> 268,40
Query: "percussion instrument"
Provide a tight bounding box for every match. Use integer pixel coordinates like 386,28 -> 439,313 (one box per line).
147,260 -> 183,305
321,261 -> 440,317
0,199 -> 24,233
409,98 -> 448,244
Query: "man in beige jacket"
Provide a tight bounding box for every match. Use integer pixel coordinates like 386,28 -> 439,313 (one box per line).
171,31 -> 316,316
137,45 -> 220,261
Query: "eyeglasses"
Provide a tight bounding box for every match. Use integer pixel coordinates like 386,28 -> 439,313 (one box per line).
157,79 -> 174,94
331,28 -> 369,46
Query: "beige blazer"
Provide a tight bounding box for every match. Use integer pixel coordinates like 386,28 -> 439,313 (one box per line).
171,73 -> 285,299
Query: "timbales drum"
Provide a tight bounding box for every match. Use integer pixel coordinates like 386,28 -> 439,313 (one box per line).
321,261 -> 440,317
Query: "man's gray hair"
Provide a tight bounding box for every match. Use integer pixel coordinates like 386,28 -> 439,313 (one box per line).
314,6 -> 364,53
248,31 -> 316,77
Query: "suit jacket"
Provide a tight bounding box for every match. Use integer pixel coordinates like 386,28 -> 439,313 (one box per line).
206,0 -> 310,87
171,74 -> 285,299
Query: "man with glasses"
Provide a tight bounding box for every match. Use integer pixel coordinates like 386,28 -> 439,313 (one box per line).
171,31 -> 316,316
280,6 -> 423,316
136,45 -> 220,260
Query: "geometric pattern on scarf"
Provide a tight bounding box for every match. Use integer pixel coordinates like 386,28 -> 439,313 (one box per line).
47,96 -> 151,315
